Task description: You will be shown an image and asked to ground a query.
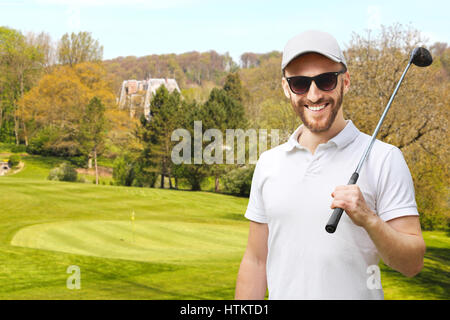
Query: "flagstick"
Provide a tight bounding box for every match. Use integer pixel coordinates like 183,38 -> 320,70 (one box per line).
131,211 -> 136,243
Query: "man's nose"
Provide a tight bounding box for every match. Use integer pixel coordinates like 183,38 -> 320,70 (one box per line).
306,81 -> 324,103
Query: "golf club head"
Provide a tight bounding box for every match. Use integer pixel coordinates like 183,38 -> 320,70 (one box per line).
410,47 -> 433,67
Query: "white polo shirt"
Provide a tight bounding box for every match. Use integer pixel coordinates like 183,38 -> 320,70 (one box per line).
245,120 -> 419,300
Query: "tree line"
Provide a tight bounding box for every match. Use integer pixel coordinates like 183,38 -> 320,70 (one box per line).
0,24 -> 448,230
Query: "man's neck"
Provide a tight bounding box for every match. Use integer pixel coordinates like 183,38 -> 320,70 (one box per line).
298,118 -> 347,155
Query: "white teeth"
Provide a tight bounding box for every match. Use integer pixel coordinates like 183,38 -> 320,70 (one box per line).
307,104 -> 326,111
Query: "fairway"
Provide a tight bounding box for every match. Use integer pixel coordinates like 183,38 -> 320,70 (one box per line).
0,155 -> 449,300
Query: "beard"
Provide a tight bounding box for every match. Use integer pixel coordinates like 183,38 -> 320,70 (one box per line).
292,83 -> 344,133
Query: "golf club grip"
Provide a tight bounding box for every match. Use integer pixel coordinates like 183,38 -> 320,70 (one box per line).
325,172 -> 359,233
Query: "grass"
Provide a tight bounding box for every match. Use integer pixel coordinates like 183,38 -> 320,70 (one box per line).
0,155 -> 448,299
0,159 -> 249,299
0,142 -> 14,153
381,231 -> 450,299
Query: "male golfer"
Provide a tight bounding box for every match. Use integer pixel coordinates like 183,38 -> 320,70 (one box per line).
235,30 -> 426,300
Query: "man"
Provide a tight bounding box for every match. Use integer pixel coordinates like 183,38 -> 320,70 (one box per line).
235,30 -> 426,300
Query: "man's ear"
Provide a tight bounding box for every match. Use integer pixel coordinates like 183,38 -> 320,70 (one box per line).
342,71 -> 350,95
281,77 -> 291,99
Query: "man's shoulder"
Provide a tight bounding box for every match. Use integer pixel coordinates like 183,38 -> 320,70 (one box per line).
357,131 -> 398,155
355,131 -> 407,176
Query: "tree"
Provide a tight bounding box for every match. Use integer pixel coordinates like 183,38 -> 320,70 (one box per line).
239,52 -> 285,128
57,31 -> 103,66
79,97 -> 107,185
136,86 -> 182,188
25,31 -> 57,71
223,72 -> 247,104
171,99 -> 210,191
240,52 -> 260,69
201,85 -> 249,192
0,27 -> 45,144
344,24 -> 449,229
19,62 -> 115,158
113,153 -> 136,187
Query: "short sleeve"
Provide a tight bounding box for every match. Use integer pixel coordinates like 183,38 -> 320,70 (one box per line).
244,155 -> 268,224
376,146 -> 419,222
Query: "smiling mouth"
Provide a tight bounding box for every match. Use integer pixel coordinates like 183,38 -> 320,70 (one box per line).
305,103 -> 329,111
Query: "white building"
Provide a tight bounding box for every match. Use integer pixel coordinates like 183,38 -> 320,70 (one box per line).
118,77 -> 181,119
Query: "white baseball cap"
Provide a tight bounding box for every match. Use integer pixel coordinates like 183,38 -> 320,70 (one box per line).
281,30 -> 347,71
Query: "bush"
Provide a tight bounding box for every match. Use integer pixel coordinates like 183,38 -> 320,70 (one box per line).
8,155 -> 21,168
48,162 -> 78,182
113,155 -> 136,186
172,164 -> 208,191
10,144 -> 27,153
28,126 -> 82,158
133,167 -> 158,188
222,165 -> 255,197
0,143 -> 14,153
68,155 -> 89,168
420,211 -> 448,231
27,126 -> 61,156
112,154 -> 158,188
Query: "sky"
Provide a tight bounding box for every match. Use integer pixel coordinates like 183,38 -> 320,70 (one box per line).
0,0 -> 448,64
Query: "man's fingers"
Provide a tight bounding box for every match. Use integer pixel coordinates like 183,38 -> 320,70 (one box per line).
332,189 -> 357,200
331,200 -> 347,210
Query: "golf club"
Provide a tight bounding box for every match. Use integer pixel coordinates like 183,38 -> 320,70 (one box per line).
325,47 -> 433,234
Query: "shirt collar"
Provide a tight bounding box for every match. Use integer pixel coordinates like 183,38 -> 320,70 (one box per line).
283,120 -> 360,152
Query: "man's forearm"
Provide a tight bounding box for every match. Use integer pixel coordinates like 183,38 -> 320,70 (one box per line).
364,215 -> 425,277
235,255 -> 267,299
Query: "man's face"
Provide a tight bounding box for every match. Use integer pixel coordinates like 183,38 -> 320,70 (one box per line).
282,53 -> 350,133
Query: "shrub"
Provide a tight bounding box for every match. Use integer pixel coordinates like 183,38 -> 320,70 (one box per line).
27,126 -> 82,158
8,155 -> 21,168
133,166 -> 158,188
112,155 -> 135,186
27,126 -> 60,156
10,144 -> 27,153
172,164 -> 208,191
222,165 -> 255,197
68,155 -> 89,168
48,162 -> 78,182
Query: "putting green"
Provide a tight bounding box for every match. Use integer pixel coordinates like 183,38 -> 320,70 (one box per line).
11,220 -> 248,264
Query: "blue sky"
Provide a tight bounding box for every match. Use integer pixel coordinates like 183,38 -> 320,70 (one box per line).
1,0 -> 448,63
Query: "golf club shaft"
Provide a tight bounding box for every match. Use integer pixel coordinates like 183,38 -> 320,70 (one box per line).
325,61 -> 412,234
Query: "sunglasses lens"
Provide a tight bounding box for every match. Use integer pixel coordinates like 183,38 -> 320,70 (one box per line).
316,73 -> 338,91
290,77 -> 311,94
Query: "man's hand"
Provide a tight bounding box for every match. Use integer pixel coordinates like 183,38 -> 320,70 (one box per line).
331,184 -> 425,278
331,185 -> 377,228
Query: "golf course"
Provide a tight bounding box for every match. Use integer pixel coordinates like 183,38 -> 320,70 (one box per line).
0,153 -> 448,300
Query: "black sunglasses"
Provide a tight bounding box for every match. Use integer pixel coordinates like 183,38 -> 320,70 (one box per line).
285,69 -> 347,94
